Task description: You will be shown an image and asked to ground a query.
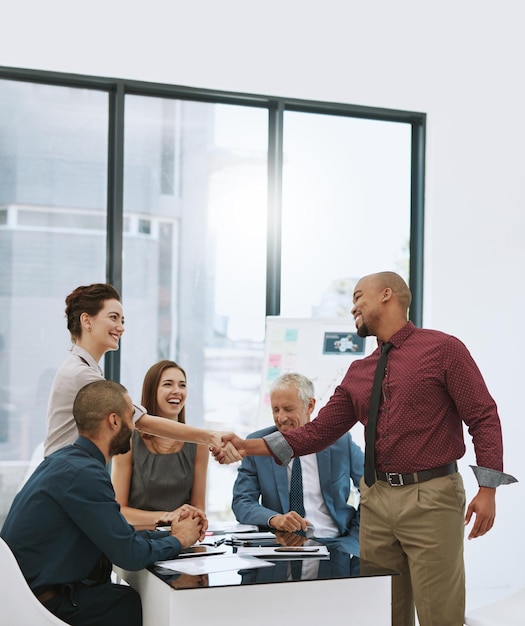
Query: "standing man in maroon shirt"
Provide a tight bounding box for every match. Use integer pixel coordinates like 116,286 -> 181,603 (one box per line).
214,271 -> 516,626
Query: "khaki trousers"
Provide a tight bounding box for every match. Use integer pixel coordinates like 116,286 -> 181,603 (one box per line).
360,473 -> 466,626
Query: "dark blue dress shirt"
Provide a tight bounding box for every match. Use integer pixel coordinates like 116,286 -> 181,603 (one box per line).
1,437 -> 182,591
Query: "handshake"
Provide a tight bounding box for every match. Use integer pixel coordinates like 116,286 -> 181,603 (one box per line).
209,433 -> 246,464
208,431 -> 269,463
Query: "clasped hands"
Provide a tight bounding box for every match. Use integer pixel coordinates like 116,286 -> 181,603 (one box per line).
155,504 -> 208,548
209,433 -> 245,464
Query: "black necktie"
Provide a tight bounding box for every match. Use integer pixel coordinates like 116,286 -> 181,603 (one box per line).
290,457 -> 306,536
290,560 -> 303,580
364,342 -> 393,486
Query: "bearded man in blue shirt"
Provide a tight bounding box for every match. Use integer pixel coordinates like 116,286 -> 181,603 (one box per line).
1,379 -> 206,626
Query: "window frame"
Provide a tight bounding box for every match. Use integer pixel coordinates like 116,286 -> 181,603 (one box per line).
0,65 -> 426,381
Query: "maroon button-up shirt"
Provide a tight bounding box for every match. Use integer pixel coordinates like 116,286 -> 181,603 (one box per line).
280,322 -> 503,473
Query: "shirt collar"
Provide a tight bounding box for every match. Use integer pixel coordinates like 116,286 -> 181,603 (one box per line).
73,436 -> 106,466
70,344 -> 103,375
380,320 -> 416,350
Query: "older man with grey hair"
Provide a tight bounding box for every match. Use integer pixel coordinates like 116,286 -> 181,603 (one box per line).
232,372 -> 364,550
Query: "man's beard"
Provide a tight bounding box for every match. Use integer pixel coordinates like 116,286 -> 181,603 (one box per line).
356,322 -> 370,338
109,422 -> 133,456
356,310 -> 380,338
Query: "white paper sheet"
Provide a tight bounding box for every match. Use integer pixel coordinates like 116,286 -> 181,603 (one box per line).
230,532 -> 276,541
155,554 -> 275,575
207,522 -> 258,534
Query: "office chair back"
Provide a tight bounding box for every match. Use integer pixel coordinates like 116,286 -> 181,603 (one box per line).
0,537 -> 69,625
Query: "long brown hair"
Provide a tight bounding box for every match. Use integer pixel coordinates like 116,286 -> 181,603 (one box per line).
141,360 -> 187,424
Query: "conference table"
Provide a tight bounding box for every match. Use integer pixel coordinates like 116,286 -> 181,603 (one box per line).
114,531 -> 397,626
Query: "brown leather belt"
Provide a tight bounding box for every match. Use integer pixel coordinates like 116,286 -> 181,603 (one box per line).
36,585 -> 62,604
376,462 -> 458,486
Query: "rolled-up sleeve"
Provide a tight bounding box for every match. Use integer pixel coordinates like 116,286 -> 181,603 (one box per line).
132,403 -> 147,423
263,430 -> 293,465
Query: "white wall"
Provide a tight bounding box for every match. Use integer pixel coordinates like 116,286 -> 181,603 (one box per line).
3,0 -> 524,611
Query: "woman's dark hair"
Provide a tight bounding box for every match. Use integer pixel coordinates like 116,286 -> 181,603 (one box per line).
65,283 -> 121,341
141,360 -> 187,424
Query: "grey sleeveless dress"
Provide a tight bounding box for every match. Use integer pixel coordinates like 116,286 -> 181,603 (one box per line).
128,429 -> 197,511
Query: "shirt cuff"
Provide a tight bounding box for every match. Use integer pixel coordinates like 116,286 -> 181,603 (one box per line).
168,535 -> 183,554
263,431 -> 294,465
132,403 -> 147,423
469,465 -> 518,488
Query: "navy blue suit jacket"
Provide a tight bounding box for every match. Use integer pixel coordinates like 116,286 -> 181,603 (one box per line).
232,426 -> 364,544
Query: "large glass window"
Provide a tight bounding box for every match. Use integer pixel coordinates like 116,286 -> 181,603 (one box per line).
0,79 -> 108,456
0,78 -> 108,522
0,68 -> 424,524
281,112 -> 411,318
121,97 -> 268,518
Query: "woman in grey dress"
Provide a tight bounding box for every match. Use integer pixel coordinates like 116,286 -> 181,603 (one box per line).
112,360 -> 209,526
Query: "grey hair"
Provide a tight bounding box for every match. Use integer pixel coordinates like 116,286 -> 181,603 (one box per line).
269,372 -> 315,407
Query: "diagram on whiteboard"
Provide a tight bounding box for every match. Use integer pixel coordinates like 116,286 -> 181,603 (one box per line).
256,317 -> 377,435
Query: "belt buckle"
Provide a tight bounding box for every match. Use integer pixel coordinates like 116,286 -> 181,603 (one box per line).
386,472 -> 404,486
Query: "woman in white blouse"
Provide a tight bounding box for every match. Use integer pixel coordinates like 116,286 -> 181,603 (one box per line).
44,283 -> 239,462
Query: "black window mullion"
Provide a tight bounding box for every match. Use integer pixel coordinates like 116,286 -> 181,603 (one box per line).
104,81 -> 125,382
266,101 -> 284,317
409,117 -> 426,327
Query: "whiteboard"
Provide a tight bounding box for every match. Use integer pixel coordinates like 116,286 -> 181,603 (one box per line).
256,316 -> 377,446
